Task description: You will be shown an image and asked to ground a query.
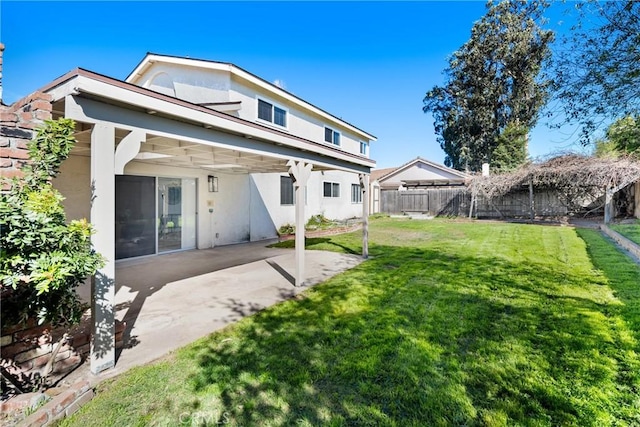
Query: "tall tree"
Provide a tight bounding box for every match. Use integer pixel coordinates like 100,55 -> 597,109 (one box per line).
424,0 -> 553,172
594,115 -> 640,158
550,1 -> 640,145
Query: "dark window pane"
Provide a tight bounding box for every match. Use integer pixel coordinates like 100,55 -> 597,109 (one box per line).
258,99 -> 272,122
323,182 -> 332,197
281,176 -> 294,205
325,128 -> 333,143
274,107 -> 286,127
332,183 -> 340,198
116,175 -> 156,259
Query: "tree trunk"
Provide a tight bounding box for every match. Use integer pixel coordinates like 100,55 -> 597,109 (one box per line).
40,333 -> 70,389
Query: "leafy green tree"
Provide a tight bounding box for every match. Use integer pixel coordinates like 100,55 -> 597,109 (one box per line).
550,1 -> 640,145
594,115 -> 640,158
0,119 -> 104,383
424,0 -> 553,172
492,122 -> 529,170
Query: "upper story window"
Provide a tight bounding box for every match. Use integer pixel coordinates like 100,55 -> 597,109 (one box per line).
323,181 -> 340,198
360,141 -> 368,155
324,127 -> 340,146
258,99 -> 287,128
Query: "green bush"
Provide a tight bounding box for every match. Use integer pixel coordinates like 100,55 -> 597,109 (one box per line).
278,223 -> 295,235
0,119 -> 104,328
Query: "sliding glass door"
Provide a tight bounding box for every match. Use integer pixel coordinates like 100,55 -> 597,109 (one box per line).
116,175 -> 196,260
158,177 -> 196,253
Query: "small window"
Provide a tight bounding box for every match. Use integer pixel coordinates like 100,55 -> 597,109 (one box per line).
351,184 -> 362,203
280,176 -> 294,205
360,141 -> 367,155
258,99 -> 287,128
324,127 -> 340,146
274,106 -> 286,127
323,181 -> 340,198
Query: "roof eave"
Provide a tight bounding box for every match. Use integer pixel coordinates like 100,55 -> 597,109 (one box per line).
40,69 -> 376,170
124,53 -> 377,142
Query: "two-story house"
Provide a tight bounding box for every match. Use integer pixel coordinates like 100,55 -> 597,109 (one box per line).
38,53 -> 376,373
52,53 -> 376,259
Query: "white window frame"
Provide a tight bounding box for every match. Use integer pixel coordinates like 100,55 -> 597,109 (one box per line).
351,183 -> 362,204
324,127 -> 341,146
360,141 -> 368,155
323,181 -> 340,198
256,97 -> 288,129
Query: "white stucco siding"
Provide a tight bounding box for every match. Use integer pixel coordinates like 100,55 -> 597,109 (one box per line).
54,154 -> 91,221
54,154 -> 263,251
250,170 -> 363,233
312,170 -> 363,220
387,162 -> 466,183
123,162 -> 253,247
228,77 -> 370,158
136,64 -> 231,105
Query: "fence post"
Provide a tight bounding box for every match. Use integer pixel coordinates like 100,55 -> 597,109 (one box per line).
529,179 -> 535,223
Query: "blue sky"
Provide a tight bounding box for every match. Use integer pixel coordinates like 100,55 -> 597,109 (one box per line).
1,1 -> 583,169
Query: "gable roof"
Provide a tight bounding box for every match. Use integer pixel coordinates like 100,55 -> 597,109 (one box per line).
126,52 -> 377,142
370,167 -> 398,183
377,157 -> 468,184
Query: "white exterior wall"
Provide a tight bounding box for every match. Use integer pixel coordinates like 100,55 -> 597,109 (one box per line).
55,156 -> 365,255
251,170 -> 364,232
136,64 -> 231,105
228,77 -> 366,157
380,161 -> 466,188
54,155 -> 272,250
55,154 -> 91,221
133,63 -> 370,159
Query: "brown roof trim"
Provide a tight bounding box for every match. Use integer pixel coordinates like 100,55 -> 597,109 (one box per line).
39,68 -> 375,167
128,52 -> 377,140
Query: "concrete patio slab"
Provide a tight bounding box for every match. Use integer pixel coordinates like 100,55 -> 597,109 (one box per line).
70,241 -> 363,383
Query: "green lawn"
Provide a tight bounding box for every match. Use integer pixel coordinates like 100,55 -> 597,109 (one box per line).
610,221 -> 640,246
58,219 -> 640,426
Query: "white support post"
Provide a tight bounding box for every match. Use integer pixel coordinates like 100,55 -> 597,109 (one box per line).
90,122 -> 116,374
287,160 -> 312,286
360,174 -> 370,259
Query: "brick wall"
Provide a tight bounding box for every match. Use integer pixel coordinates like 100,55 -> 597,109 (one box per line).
1,318 -> 126,391
0,92 -> 53,186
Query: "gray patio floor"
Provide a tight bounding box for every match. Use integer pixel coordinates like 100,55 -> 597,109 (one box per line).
73,240 -> 363,383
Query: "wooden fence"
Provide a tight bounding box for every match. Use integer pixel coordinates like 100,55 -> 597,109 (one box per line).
380,187 -> 469,216
380,187 -> 596,218
474,189 -> 570,218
